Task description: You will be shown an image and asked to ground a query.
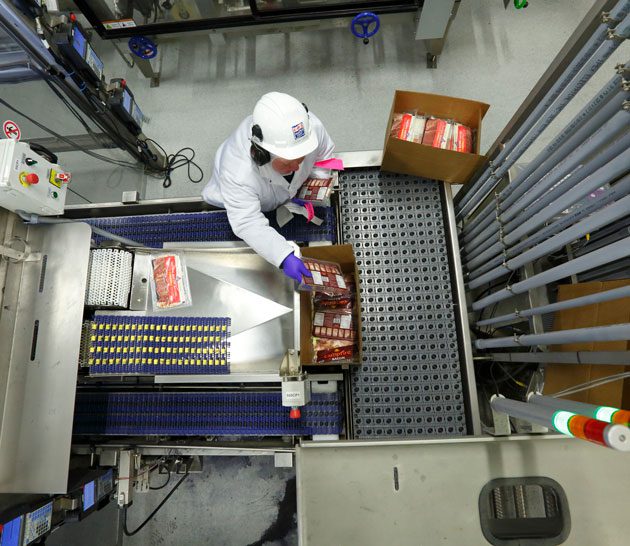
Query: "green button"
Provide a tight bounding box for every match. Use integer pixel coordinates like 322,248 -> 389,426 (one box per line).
52,191 -> 58,199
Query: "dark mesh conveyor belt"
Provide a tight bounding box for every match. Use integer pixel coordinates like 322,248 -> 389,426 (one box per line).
339,170 -> 467,439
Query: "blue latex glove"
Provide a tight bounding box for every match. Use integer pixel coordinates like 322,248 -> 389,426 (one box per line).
281,253 -> 312,284
291,198 -> 307,206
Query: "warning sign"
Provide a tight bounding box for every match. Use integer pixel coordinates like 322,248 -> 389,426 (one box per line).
2,120 -> 21,140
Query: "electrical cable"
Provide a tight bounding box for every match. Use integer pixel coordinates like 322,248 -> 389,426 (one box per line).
123,471 -> 189,536
67,186 -> 92,203
551,371 -> 630,398
142,138 -> 204,188
149,469 -> 171,490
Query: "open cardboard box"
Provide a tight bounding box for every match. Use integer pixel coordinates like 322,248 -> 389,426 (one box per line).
300,244 -> 363,366
382,90 -> 490,184
546,280 -> 630,407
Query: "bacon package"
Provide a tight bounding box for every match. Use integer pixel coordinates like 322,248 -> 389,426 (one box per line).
313,338 -> 356,363
149,253 -> 192,310
313,309 -> 355,341
391,111 -> 473,154
297,176 -> 334,206
300,258 -> 350,296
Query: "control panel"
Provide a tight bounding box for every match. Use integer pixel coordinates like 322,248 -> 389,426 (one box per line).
22,502 -> 52,545
0,140 -> 70,215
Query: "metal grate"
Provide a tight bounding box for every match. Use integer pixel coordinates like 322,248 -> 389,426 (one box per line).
339,170 -> 466,438
73,391 -> 342,436
81,208 -> 336,248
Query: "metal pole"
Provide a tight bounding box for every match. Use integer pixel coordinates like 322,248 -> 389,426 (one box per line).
468,194 -> 630,288
476,323 -> 630,349
468,174 -> 630,281
504,146 -> 630,247
455,1 -> 630,220
476,285 -> 630,327
487,351 -> 630,365
461,73 -> 627,246
490,395 -> 630,451
464,122 -> 630,261
529,394 -> 630,426
471,236 -> 630,311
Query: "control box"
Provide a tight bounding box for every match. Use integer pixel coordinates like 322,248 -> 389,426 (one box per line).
0,140 -> 69,215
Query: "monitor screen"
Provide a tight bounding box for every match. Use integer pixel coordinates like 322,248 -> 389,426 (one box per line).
131,102 -> 144,128
83,481 -> 95,511
0,515 -> 22,546
71,26 -> 87,58
122,89 -> 133,115
85,44 -> 104,80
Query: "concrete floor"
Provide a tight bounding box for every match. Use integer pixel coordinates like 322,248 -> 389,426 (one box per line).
1,0 -> 627,205
46,457 -> 297,546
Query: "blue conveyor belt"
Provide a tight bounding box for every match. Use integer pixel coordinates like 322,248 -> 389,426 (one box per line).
81,208 -> 336,248
73,391 -> 342,436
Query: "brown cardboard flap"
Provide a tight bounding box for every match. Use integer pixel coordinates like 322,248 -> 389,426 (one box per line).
545,280 -> 630,406
381,90 -> 490,184
300,245 -> 362,366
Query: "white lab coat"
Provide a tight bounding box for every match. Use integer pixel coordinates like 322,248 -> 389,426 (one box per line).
202,113 -> 335,267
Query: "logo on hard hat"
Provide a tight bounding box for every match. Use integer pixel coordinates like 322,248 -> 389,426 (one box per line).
292,122 -> 305,140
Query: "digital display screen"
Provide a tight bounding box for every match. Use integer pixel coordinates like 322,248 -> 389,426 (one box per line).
83,481 -> 95,511
85,44 -> 104,80
122,89 -> 133,115
131,102 -> 144,128
0,516 -> 22,546
71,26 -> 87,58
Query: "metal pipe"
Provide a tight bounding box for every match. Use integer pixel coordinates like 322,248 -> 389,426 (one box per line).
487,351 -> 630,365
468,174 -> 630,280
500,70 -> 627,207
501,105 -> 629,221
469,194 -> 630,289
464,108 -> 630,260
16,211 -> 144,247
471,236 -> 630,311
462,73 -> 626,245
490,395 -> 630,451
476,323 -> 630,349
477,285 -> 630,327
504,147 -> 630,247
455,1 -> 630,220
529,394 -> 630,426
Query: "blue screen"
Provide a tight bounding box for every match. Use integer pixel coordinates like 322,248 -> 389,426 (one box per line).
71,27 -> 87,58
83,481 -> 95,511
0,516 -> 22,546
122,89 -> 133,114
85,45 -> 104,80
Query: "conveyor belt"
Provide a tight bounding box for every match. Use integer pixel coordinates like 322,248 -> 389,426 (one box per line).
81,208 -> 336,247
87,315 -> 230,375
339,170 -> 467,439
73,391 -> 342,436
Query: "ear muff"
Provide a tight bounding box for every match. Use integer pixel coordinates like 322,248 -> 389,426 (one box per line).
250,124 -> 271,166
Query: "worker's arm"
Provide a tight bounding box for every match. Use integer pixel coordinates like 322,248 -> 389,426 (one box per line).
222,175 -> 294,268
309,112 -> 336,178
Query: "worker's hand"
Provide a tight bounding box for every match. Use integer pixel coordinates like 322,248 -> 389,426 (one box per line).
290,198 -> 315,222
281,253 -> 312,284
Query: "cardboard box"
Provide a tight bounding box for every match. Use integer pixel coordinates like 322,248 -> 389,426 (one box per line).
300,244 -> 362,366
545,280 -> 630,407
381,90 -> 490,184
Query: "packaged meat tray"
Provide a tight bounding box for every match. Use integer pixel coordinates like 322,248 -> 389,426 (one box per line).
300,258 -> 349,296
312,309 -> 355,340
313,338 -> 356,363
297,176 -> 334,206
149,253 -> 192,310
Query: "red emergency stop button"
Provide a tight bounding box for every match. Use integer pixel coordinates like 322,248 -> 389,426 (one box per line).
289,408 -> 301,419
25,173 -> 39,185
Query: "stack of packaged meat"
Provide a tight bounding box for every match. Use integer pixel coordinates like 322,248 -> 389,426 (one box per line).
390,112 -> 473,153
310,270 -> 358,364
297,175 -> 335,207
300,258 -> 349,296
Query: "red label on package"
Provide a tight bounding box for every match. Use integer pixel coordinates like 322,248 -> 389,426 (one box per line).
316,345 -> 355,362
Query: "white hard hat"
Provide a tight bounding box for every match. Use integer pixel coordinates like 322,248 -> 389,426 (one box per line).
252,92 -> 318,160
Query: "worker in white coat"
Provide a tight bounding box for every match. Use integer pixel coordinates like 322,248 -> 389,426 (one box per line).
202,92 -> 335,283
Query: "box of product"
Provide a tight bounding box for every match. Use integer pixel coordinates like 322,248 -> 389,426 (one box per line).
546,280 -> 630,407
300,245 -> 362,366
382,90 -> 489,184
